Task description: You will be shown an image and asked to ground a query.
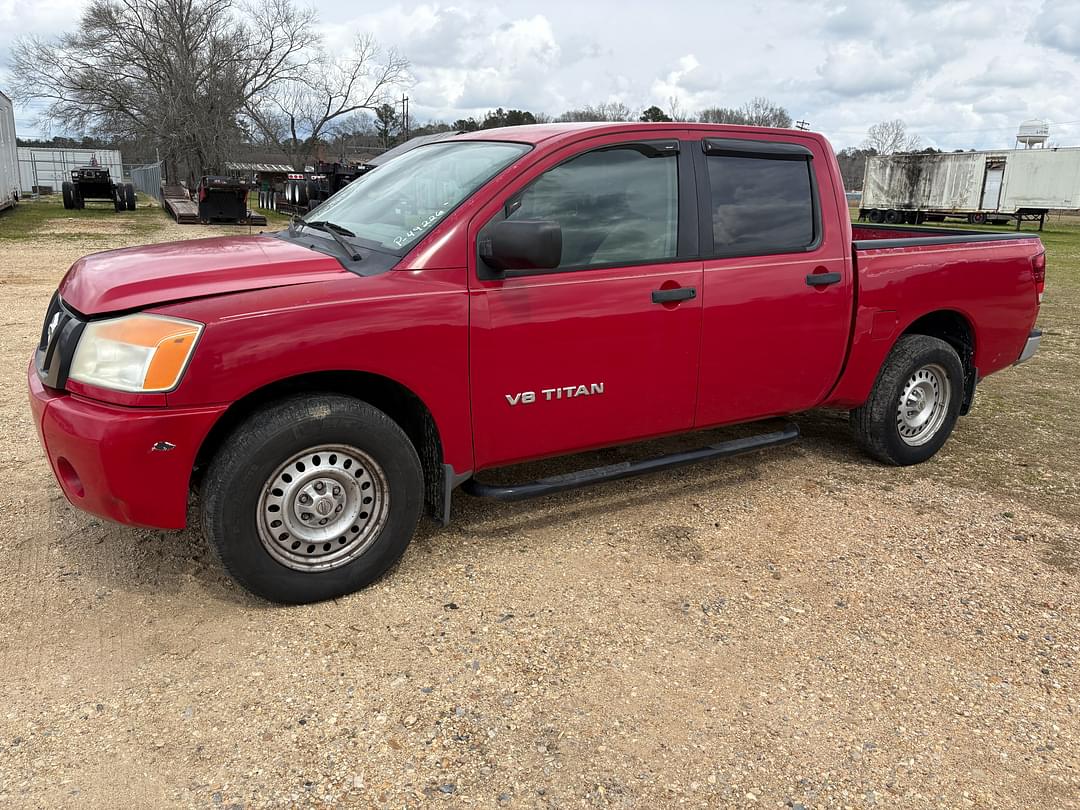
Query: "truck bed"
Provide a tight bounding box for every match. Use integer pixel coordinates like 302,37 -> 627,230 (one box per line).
852,223 -> 1037,249
824,222 -> 1044,410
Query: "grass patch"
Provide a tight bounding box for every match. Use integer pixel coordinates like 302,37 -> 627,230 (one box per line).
253,206 -> 292,229
0,192 -> 168,241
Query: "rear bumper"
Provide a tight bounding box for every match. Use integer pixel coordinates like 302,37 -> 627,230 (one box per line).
28,361 -> 227,529
1016,329 -> 1041,364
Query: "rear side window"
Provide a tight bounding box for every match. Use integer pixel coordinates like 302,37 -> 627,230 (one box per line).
506,145 -> 678,269
705,153 -> 816,254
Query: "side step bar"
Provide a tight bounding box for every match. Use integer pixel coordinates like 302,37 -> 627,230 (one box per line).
462,423 -> 800,502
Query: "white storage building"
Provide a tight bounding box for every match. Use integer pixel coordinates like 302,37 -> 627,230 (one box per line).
0,92 -> 18,213
18,146 -> 124,195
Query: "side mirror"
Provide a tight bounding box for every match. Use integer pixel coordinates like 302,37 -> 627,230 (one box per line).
479,219 -> 562,274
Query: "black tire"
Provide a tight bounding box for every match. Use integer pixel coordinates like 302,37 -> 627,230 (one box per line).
113,188 -> 125,212
125,183 -> 136,210
850,334 -> 964,466
62,181 -> 74,210
74,190 -> 84,209
884,209 -> 901,224
305,179 -> 320,205
296,180 -> 309,206
867,209 -> 883,223
969,212 -> 987,225
201,394 -> 424,603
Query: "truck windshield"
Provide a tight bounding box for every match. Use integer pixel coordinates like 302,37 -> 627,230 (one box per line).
307,141 -> 530,254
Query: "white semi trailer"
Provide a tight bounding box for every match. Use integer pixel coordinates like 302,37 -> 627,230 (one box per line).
860,146 -> 1080,230
0,91 -> 19,214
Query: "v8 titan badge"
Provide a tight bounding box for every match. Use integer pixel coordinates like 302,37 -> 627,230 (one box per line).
505,383 -> 605,406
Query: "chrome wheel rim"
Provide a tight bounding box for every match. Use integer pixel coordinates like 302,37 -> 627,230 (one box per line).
256,444 -> 389,572
896,363 -> 951,447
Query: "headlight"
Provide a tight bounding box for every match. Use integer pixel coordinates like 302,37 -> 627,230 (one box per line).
68,314 -> 203,393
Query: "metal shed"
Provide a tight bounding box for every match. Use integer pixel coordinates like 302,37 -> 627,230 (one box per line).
18,147 -> 124,195
0,92 -> 18,213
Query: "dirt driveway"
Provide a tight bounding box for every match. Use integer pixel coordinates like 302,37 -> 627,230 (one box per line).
1,201 -> 1077,808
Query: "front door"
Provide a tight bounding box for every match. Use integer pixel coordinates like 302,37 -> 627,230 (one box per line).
693,135 -> 852,427
469,135 -> 703,469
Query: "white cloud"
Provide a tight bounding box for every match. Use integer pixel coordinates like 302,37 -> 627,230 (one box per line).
1028,0 -> 1080,56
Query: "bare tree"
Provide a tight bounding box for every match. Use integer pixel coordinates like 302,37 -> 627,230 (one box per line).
864,119 -> 921,154
667,96 -> 690,122
243,33 -> 408,169
557,102 -> 634,122
699,96 -> 792,128
11,0 -> 318,182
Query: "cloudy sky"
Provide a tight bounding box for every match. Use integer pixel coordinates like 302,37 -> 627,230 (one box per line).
3,0 -> 1079,151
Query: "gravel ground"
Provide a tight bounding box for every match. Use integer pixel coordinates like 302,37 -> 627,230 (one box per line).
0,202 -> 1077,808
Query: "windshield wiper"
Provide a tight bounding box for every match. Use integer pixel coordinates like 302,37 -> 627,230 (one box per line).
290,216 -> 361,261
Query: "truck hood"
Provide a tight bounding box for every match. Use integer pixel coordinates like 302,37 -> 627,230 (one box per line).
58,234 -> 347,315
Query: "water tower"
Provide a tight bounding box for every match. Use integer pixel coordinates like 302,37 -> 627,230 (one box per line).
1017,119 -> 1049,149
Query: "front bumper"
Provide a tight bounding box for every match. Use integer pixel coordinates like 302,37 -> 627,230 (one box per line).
1016,329 -> 1042,364
28,361 -> 227,529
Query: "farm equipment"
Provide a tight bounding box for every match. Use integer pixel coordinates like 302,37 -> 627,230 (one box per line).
163,177 -> 266,225
62,165 -> 135,212
197,176 -> 265,225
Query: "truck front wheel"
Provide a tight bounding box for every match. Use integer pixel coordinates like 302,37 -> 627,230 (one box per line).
850,335 -> 964,466
200,394 -> 424,603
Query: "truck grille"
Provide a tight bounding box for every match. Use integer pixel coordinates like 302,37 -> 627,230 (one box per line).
36,292 -> 86,389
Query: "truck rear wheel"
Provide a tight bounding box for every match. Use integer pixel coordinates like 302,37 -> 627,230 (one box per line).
850,335 -> 964,466
124,183 -> 136,210
62,182 -> 74,210
200,394 -> 424,603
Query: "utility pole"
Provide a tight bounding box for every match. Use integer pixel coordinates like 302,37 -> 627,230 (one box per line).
401,94 -> 410,140
795,120 -> 810,131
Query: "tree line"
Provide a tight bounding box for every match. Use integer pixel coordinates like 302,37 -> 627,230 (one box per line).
11,0 -> 802,182
10,0 -> 934,189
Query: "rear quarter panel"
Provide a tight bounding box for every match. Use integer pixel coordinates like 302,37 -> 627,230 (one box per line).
825,238 -> 1042,408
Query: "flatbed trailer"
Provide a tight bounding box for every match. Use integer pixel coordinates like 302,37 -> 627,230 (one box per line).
162,181 -> 267,226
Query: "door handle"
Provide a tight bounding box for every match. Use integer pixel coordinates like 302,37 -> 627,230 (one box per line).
652,287 -> 696,304
805,272 -> 842,287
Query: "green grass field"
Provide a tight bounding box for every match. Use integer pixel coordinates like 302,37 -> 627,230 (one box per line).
0,191 -> 169,242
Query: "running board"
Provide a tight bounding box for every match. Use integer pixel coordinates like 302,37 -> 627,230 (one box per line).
462,423 -> 800,502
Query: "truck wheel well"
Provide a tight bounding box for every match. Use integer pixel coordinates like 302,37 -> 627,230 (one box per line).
192,371 -> 446,523
901,310 -> 977,412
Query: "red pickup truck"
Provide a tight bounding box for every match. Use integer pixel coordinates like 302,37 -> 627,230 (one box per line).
28,123 -> 1045,603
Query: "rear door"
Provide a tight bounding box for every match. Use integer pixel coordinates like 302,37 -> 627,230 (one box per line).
468,132 -> 703,469
693,135 -> 852,427
980,159 -> 1005,210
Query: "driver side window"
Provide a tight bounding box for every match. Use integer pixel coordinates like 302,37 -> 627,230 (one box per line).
505,144 -> 679,270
